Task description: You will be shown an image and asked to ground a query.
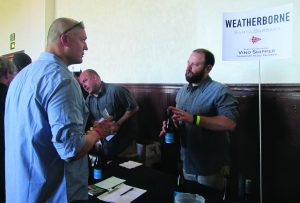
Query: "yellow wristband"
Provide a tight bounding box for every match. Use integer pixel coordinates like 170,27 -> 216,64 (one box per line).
196,115 -> 201,125
193,115 -> 201,125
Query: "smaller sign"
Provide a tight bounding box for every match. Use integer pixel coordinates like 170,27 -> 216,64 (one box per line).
10,33 -> 15,41
10,42 -> 15,50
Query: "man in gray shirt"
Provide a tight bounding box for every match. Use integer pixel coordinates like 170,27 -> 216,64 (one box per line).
161,48 -> 238,191
80,69 -> 139,159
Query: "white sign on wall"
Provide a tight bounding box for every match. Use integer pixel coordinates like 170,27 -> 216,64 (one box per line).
222,4 -> 293,61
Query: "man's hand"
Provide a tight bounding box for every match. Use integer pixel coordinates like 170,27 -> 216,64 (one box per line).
169,106 -> 194,123
93,119 -> 119,138
159,120 -> 167,137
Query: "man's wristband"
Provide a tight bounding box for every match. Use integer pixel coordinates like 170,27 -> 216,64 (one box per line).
193,115 -> 201,125
93,128 -> 104,139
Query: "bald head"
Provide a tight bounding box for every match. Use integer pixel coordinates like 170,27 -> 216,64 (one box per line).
46,17 -> 88,66
83,69 -> 100,78
79,69 -> 102,95
47,17 -> 84,44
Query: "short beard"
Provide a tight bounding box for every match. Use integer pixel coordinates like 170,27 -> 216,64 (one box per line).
185,69 -> 205,84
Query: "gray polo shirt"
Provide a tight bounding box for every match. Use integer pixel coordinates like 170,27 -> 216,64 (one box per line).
176,76 -> 239,175
86,82 -> 138,157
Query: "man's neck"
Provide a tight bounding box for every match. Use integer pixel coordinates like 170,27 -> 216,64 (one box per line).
92,82 -> 103,97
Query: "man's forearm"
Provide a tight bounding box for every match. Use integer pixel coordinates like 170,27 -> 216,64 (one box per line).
67,130 -> 102,162
199,115 -> 236,132
117,106 -> 139,126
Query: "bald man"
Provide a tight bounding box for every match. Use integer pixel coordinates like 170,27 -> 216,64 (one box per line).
80,69 -> 139,159
5,18 -> 117,203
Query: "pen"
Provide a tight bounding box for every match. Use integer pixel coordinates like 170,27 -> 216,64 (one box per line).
107,186 -> 119,193
120,187 -> 134,196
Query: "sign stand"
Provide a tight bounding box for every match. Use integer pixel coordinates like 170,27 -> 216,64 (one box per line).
258,60 -> 262,203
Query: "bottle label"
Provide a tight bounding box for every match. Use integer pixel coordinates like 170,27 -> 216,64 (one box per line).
93,168 -> 102,180
165,132 -> 175,144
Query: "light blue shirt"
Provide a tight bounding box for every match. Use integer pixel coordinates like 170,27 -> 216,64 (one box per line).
5,52 -> 89,203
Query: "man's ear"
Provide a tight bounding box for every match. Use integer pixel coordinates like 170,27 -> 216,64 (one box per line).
91,75 -> 98,81
60,34 -> 68,46
206,65 -> 212,72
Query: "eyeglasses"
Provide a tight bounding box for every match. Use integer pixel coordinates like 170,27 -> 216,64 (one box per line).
61,21 -> 84,35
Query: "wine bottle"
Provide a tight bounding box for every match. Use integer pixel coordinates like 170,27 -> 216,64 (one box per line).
162,108 -> 180,175
88,155 -> 93,184
222,176 -> 230,201
165,109 -> 175,144
93,141 -> 104,181
174,173 -> 184,200
244,179 -> 252,203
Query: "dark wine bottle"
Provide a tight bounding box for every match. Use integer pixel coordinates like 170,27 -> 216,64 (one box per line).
172,160 -> 184,201
161,108 -> 180,175
165,108 -> 175,144
237,177 -> 253,203
243,179 -> 252,203
93,141 -> 104,181
222,176 -> 230,201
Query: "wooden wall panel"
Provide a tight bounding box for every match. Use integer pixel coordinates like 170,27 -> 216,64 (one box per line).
261,85 -> 300,203
120,84 -> 179,141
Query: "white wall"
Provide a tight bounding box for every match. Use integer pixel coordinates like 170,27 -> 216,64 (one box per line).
1,0 -> 299,84
0,0 -> 48,61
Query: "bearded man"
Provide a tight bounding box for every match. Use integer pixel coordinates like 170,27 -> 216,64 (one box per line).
160,48 -> 239,192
